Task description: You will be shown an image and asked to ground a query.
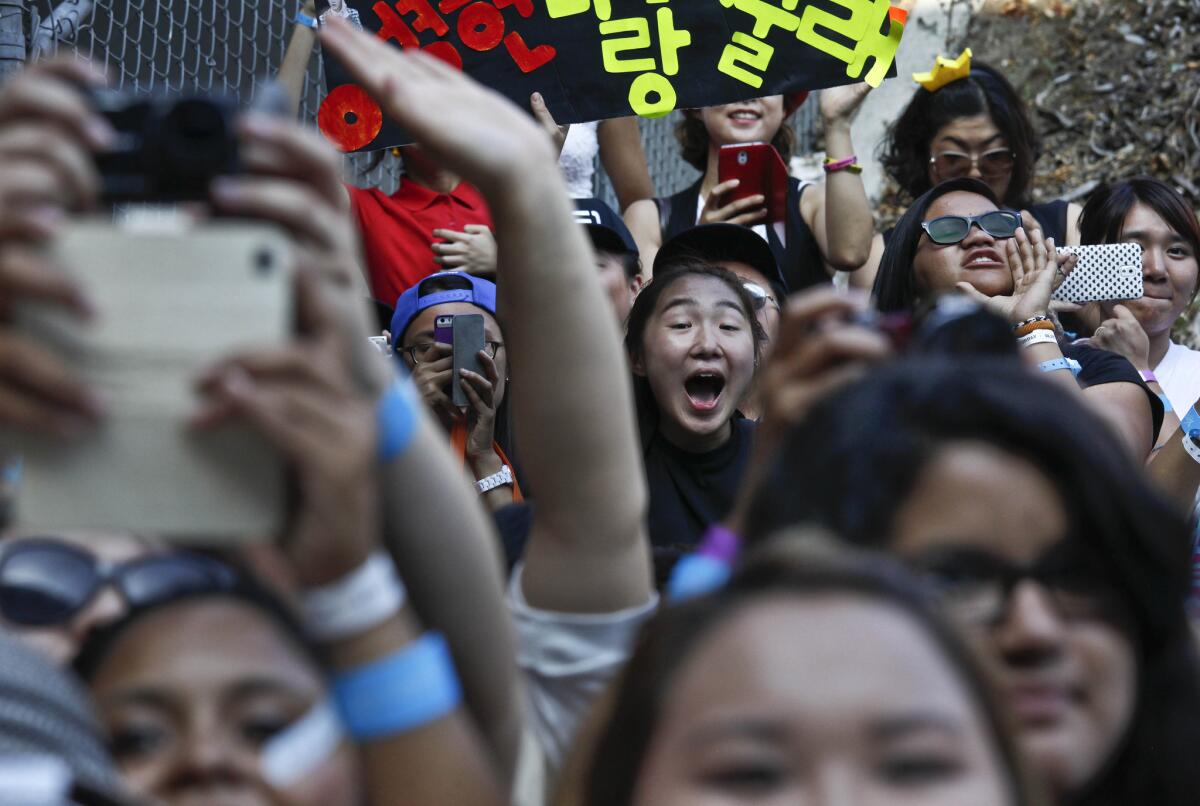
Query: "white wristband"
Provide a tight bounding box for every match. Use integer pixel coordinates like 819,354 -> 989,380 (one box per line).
1183,433 -> 1200,467
1018,329 -> 1058,348
301,551 -> 406,642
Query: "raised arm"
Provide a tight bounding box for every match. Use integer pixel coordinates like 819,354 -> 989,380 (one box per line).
276,1 -> 319,119
208,112 -> 524,782
598,116 -> 655,212
804,83 -> 876,274
319,18 -> 652,617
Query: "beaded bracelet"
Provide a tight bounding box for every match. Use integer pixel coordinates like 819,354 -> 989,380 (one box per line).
1015,320 -> 1056,338
1013,314 -> 1051,332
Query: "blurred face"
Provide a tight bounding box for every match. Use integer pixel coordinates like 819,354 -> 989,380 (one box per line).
719,260 -> 780,347
698,96 -> 786,150
913,192 -> 1014,301
90,598 -> 361,806
633,274 -> 756,452
634,595 -> 1016,806
0,531 -> 156,665
926,115 -> 1013,202
597,251 -> 642,325
890,442 -> 1137,797
401,301 -> 507,403
1100,202 -> 1199,339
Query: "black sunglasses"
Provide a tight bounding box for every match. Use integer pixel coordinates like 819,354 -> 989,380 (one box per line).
0,539 -> 236,627
921,210 -> 1021,245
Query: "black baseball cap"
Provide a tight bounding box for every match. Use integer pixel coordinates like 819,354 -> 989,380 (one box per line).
655,223 -> 785,297
574,197 -> 639,256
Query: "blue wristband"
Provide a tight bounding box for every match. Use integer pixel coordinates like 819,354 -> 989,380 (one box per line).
1181,406 -> 1200,439
333,633 -> 461,740
1039,358 -> 1073,375
377,377 -> 418,462
1159,393 -> 1174,414
296,11 -> 318,28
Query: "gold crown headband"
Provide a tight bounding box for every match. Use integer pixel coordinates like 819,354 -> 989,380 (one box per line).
913,48 -> 972,92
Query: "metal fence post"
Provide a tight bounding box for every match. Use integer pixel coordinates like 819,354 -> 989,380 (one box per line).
0,0 -> 26,77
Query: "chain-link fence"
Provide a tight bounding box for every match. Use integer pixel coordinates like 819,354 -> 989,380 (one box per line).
14,0 -> 817,203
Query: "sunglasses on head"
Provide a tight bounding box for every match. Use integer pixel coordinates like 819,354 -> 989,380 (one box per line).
921,210 -> 1022,246
929,148 -> 1015,180
742,282 -> 780,312
0,539 -> 237,627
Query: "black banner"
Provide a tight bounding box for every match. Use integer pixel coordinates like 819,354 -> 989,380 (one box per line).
317,0 -> 907,152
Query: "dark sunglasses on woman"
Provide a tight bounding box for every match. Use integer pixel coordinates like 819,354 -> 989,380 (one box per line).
921,210 -> 1022,245
0,539 -> 236,626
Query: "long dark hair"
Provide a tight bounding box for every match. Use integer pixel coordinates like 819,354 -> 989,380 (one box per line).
1080,177 -> 1200,296
624,262 -> 764,446
881,61 -> 1039,206
745,357 -> 1200,806
873,177 -> 1000,312
578,535 -> 1045,806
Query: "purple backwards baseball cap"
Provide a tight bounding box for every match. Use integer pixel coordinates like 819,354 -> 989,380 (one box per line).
390,271 -> 497,350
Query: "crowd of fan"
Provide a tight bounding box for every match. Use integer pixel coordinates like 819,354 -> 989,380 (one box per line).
0,11 -> 1197,806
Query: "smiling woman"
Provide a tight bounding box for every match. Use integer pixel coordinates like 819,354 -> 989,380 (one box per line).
1080,178 -> 1200,413
625,263 -> 764,572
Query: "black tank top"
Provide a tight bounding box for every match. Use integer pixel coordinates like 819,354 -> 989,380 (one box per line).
654,178 -> 829,293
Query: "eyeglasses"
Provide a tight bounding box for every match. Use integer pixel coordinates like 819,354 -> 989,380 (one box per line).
921,210 -> 1021,245
929,148 -> 1016,180
743,282 -> 780,312
914,545 -> 1114,627
402,340 -> 504,364
0,539 -> 236,627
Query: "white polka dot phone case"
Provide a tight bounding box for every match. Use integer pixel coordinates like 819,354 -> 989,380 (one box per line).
1051,243 -> 1144,304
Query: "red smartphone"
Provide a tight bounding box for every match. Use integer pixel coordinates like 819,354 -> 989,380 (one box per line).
718,143 -> 789,224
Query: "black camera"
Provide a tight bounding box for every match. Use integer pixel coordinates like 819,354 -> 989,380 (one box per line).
90,89 -> 240,203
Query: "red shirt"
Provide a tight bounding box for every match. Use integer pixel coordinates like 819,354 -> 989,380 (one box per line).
349,179 -> 493,307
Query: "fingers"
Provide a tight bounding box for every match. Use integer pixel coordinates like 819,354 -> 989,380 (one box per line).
237,114 -> 348,214
210,175 -> 345,254
432,228 -> 473,244
459,368 -> 495,411
0,246 -> 92,315
478,350 -> 500,386
954,282 -> 991,306
0,60 -> 114,153
774,286 -> 870,350
431,240 -> 470,257
530,92 -> 558,133
0,123 -> 101,209
0,335 -> 104,433
1114,303 -> 1137,322
463,224 -> 490,235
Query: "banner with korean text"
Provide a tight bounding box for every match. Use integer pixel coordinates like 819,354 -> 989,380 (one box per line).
317,0 -> 908,152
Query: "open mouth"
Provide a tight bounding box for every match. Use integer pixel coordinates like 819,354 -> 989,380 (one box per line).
963,248 -> 1003,269
684,371 -> 726,413
728,108 -> 761,123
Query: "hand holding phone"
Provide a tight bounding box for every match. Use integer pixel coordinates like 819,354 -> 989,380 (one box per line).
717,143 -> 790,225
451,314 -> 485,408
1051,243 -> 1144,304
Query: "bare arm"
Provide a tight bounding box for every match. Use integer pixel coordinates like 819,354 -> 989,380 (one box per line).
803,84 -> 875,274
624,198 -> 663,280
276,1 -> 319,120
598,117 -> 655,211
847,232 -> 885,291
317,21 -> 650,614
1148,411 -> 1200,512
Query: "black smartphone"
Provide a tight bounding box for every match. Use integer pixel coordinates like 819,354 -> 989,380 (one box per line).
451,314 -> 485,408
